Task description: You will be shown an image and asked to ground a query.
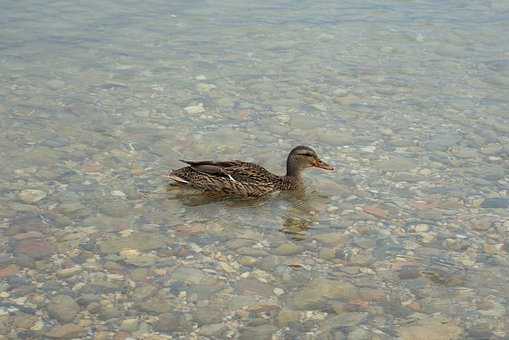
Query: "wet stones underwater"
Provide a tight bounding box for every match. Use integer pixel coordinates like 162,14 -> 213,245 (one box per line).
1,0 -> 509,339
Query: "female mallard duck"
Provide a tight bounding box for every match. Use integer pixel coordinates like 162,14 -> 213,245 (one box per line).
168,145 -> 334,197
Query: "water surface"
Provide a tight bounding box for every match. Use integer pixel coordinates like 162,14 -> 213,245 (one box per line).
1,0 -> 508,339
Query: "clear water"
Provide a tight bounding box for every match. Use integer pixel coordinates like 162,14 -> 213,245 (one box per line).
1,0 -> 508,338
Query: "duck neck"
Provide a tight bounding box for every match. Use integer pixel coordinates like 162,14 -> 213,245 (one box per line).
286,158 -> 302,178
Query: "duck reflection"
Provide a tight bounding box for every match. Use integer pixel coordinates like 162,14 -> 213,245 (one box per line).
165,183 -> 330,240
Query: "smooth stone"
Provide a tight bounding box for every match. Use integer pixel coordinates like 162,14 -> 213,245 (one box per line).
47,295 -> 80,323
56,266 -> 83,279
198,323 -> 226,337
45,324 -> 86,339
398,266 -> 421,280
171,267 -> 220,286
154,312 -> 191,332
15,239 -> 55,260
120,249 -> 158,267
98,233 -> 165,254
481,198 -> 509,209
397,316 -> 463,340
193,306 -> 224,325
414,224 -> 430,232
137,297 -> 174,314
18,190 -> 47,204
236,247 -> 269,257
347,328 -> 370,340
238,256 -> 257,266
13,313 -> 38,330
271,243 -> 303,256
239,324 -> 278,340
235,278 -> 274,298
277,309 -> 301,327
290,279 -> 358,310
120,318 -> 139,332
98,305 -> 122,320
425,132 -> 462,150
196,83 -> 216,92
99,200 -> 130,217
313,232 -> 348,246
184,103 -> 205,114
321,312 -> 368,329
319,248 -> 336,260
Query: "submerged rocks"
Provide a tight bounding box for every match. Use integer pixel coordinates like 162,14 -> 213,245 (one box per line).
45,324 -> 86,339
397,316 -> 463,340
481,198 -> 509,209
154,312 -> 192,332
46,295 -> 80,323
15,239 -> 55,260
289,279 -> 358,310
18,189 -> 47,204
98,233 -> 165,254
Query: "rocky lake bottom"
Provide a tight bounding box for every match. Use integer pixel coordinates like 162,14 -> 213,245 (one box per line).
1,0 -> 508,339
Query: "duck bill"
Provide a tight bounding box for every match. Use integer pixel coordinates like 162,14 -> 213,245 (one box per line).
313,159 -> 335,171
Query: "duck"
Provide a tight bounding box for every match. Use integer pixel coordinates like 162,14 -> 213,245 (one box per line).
168,145 -> 334,197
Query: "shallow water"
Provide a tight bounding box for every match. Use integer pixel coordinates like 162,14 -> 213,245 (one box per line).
1,0 -> 508,339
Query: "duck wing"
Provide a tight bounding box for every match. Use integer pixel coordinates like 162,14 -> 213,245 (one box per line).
179,160 -> 244,180
171,160 -> 280,196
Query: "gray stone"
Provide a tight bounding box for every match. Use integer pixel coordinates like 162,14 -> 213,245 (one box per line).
47,295 -> 80,323
397,316 -> 463,340
120,318 -> 139,332
321,312 -> 368,329
98,233 -> 165,254
271,242 -> 303,256
18,189 -> 47,204
277,309 -> 301,327
154,312 -> 191,332
137,297 -> 174,314
171,267 -> 221,286
45,324 -> 86,338
239,324 -> 277,340
481,198 -> 509,209
425,132 -> 462,151
290,279 -> 359,310
198,323 -> 226,337
194,306 -> 224,325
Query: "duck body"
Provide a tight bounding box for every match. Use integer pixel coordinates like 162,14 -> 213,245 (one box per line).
168,146 -> 334,198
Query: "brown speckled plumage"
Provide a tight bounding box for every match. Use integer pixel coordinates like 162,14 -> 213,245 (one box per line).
168,146 -> 334,197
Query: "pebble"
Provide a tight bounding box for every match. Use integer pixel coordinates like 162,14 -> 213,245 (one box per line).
111,190 -> 126,198
56,266 -> 83,278
290,279 -> 359,310
184,103 -> 205,114
18,189 -> 47,204
415,224 -> 430,232
277,309 -> 301,327
481,198 -> 509,208
154,312 -> 191,332
273,287 -> 285,296
45,324 -> 86,338
15,239 -> 55,259
397,316 -> 463,340
271,243 -> 303,256
47,295 -> 80,323
362,206 -> 387,219
198,323 -> 226,336
120,318 -> 140,332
